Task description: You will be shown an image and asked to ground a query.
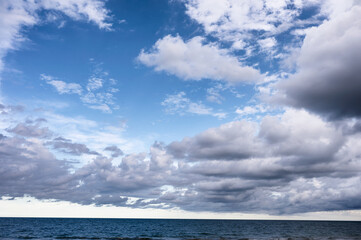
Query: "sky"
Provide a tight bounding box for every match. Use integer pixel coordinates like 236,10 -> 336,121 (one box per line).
0,0 -> 361,220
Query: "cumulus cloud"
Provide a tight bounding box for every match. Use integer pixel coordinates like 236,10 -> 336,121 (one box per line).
169,109 -> 344,163
138,35 -> 262,84
1,107 -> 361,214
0,132 -> 75,200
0,0 -> 112,73
276,3 -> 361,119
164,109 -> 361,213
1,0 -> 361,215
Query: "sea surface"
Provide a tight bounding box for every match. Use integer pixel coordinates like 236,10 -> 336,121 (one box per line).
0,218 -> 360,240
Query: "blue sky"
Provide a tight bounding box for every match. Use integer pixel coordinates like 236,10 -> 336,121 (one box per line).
1,0 -> 361,220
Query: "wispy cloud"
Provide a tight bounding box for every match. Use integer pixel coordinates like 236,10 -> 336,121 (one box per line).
0,0 -> 112,73
41,65 -> 118,113
41,74 -> 83,95
161,92 -> 226,119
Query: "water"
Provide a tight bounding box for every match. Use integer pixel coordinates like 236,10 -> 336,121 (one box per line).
0,218 -> 360,240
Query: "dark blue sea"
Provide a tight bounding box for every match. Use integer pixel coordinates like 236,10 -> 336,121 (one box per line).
0,218 -> 360,240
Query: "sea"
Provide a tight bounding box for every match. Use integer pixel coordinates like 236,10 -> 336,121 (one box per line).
0,218 -> 360,240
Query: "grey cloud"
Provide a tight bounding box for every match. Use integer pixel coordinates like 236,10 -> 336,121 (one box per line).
168,120 -> 262,160
104,145 -> 124,158
47,137 -> 99,156
6,122 -> 52,138
0,133 -> 166,207
0,135 -> 75,200
8,105 -> 25,113
149,142 -> 173,170
0,104 -> 25,115
277,5 -> 361,119
2,110 -> 361,215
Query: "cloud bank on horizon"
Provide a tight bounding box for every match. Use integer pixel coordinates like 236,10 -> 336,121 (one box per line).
1,0 -> 361,217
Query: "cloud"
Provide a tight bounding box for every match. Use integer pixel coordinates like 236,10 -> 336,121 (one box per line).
184,0 -> 321,43
258,37 -> 277,54
138,35 -> 262,84
87,77 -> 103,91
276,3 -> 361,119
1,108 -> 361,214
104,145 -> 124,158
235,104 -> 271,119
168,119 -> 261,160
206,86 -> 224,104
47,137 -> 99,156
80,92 -> 114,113
0,0 -> 112,73
6,120 -> 52,138
41,74 -> 83,95
0,132 -> 75,200
161,92 -> 226,119
169,109 -> 344,162
163,109 -> 361,213
0,112 -> 167,206
38,0 -> 112,30
41,72 -> 117,113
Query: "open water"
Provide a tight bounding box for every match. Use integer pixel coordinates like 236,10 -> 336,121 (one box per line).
0,218 -> 360,240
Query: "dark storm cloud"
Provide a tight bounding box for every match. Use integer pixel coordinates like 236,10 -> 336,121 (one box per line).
276,5 -> 361,119
104,145 -> 124,158
47,137 -> 99,156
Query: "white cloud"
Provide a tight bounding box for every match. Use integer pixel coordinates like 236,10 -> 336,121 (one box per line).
206,83 -> 241,104
87,103 -> 111,114
39,0 -> 112,30
183,0 -> 345,63
80,92 -> 115,113
235,105 -> 268,117
87,77 -> 103,91
258,37 -> 277,53
185,0 -> 305,41
206,86 -> 224,104
161,92 -> 226,119
138,35 -> 262,84
42,73 -> 117,114
0,0 -> 111,73
41,74 -> 82,95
